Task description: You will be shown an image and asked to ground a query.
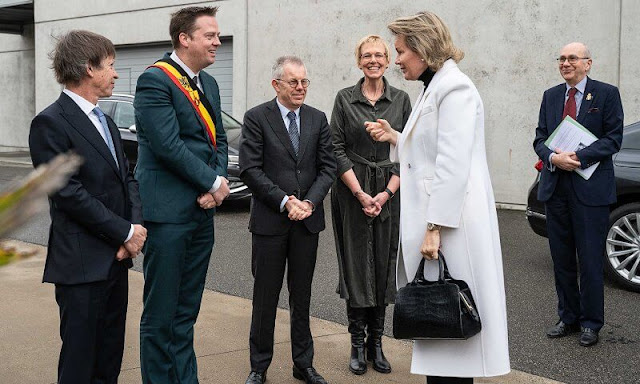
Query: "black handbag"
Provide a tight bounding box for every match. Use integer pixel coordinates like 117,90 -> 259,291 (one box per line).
393,251 -> 482,340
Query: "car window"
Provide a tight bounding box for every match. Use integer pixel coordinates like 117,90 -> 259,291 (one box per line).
97,100 -> 116,116
113,102 -> 136,129
221,112 -> 242,148
221,112 -> 241,130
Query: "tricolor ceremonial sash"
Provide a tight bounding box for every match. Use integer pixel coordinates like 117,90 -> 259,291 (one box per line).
149,59 -> 217,148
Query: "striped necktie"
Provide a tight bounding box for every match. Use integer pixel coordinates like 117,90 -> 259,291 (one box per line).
287,111 -> 300,155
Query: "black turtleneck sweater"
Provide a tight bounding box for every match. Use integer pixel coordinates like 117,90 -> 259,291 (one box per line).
418,68 -> 436,89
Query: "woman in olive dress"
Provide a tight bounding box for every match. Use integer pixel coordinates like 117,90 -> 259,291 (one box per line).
330,34 -> 411,376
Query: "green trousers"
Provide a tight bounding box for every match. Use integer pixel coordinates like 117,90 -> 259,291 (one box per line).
140,213 -> 214,384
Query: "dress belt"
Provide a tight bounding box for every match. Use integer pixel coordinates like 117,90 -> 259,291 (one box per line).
346,149 -> 394,223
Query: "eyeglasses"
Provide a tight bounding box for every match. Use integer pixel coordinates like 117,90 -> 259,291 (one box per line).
360,53 -> 387,60
276,78 -> 311,88
556,56 -> 590,64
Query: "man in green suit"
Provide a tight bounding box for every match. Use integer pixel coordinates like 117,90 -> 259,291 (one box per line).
133,6 -> 229,383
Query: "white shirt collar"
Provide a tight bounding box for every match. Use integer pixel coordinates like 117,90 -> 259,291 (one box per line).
566,76 -> 587,95
63,88 -> 97,116
275,97 -> 300,121
170,51 -> 199,79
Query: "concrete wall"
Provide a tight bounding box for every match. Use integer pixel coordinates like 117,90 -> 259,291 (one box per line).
33,0 -> 247,119
5,0 -> 635,204
0,25 -> 34,150
244,0 -> 624,205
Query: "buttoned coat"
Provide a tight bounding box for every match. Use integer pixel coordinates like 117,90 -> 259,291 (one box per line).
391,60 -> 510,377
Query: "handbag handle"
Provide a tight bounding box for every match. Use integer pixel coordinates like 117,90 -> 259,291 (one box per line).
411,250 -> 453,284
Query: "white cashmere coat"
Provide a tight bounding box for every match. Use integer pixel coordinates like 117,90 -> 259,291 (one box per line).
391,60 -> 510,377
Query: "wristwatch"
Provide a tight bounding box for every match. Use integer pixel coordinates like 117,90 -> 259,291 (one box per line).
384,188 -> 394,198
427,223 -> 441,231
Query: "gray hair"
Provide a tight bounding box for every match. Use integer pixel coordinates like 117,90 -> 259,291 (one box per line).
49,30 -> 116,86
272,56 -> 306,79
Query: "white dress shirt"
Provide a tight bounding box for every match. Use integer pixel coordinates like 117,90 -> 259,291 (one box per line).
63,88 -> 134,242
548,76 -> 588,172
275,98 -> 311,212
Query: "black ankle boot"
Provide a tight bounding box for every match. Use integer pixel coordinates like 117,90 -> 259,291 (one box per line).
346,303 -> 367,375
366,306 -> 391,373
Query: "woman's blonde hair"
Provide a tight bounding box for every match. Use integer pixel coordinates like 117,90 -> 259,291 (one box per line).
387,11 -> 464,71
354,34 -> 390,67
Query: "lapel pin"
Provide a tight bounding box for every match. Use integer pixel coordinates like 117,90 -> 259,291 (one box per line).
586,93 -> 592,101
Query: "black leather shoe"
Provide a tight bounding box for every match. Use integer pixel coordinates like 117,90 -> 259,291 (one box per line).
245,370 -> 266,384
546,321 -> 580,338
292,366 -> 328,384
579,327 -> 599,347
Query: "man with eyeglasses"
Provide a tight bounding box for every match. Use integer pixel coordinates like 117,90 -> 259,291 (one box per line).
239,56 -> 337,384
533,42 -> 623,347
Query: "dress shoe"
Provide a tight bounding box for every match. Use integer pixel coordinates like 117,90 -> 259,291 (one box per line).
579,327 -> 599,347
546,320 -> 579,338
245,370 -> 266,384
292,365 -> 328,384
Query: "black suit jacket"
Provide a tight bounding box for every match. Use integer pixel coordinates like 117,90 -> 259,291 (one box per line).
533,77 -> 623,206
239,98 -> 336,235
29,93 -> 142,284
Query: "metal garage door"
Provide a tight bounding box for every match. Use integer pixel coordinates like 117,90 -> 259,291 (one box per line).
113,37 -> 233,113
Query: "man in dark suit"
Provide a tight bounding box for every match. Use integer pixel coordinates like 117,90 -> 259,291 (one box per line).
240,56 -> 337,384
534,42 -> 623,347
29,30 -> 145,383
133,6 -> 229,383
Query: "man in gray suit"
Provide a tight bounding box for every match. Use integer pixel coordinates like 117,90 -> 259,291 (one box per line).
239,56 -> 337,384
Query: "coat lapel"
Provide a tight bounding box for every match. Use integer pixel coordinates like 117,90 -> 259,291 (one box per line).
296,105 -> 312,163
58,94 -> 121,179
266,99 -> 297,160
402,59 -> 457,139
577,77 -> 594,124
553,84 -> 565,128
106,116 -> 126,181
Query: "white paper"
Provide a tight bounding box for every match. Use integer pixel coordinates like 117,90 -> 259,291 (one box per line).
545,116 -> 599,180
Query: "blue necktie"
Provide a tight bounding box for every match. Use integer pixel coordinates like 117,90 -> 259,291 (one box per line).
287,111 -> 300,155
93,107 -> 119,168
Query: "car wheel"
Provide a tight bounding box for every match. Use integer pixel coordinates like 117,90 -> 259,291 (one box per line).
605,203 -> 640,293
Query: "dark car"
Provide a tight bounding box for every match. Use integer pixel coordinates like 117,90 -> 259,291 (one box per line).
526,121 -> 640,292
98,94 -> 250,201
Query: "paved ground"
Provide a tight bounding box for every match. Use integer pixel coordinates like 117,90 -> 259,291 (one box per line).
2,158 -> 639,383
0,240 -> 559,384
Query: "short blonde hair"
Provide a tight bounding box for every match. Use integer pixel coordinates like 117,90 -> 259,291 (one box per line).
388,11 -> 464,72
354,34 -> 390,66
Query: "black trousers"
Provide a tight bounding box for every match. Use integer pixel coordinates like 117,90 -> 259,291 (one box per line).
545,172 -> 608,331
55,262 -> 128,384
427,376 -> 473,384
249,221 -> 319,372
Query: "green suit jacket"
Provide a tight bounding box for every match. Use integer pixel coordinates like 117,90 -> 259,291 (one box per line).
134,54 -> 228,223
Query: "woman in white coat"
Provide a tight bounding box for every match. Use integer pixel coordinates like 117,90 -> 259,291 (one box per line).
366,11 -> 510,384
